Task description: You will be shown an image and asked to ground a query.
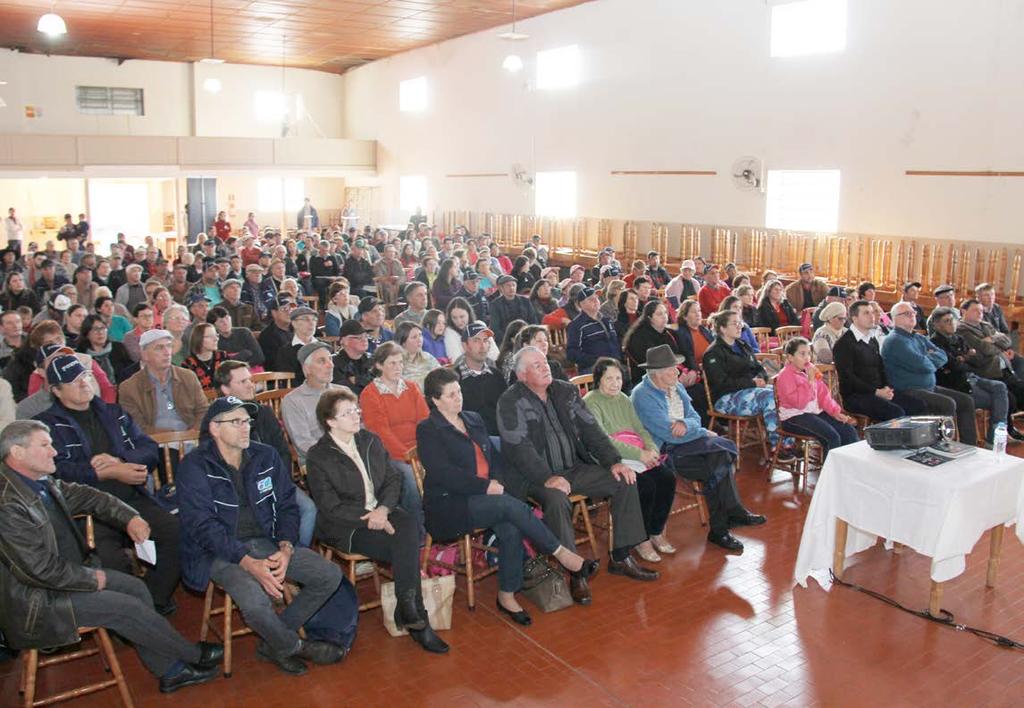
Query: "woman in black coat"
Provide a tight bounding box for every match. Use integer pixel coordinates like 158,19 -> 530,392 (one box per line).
305,388 -> 448,654
755,279 -> 800,334
416,368 -> 596,626
77,315 -> 135,384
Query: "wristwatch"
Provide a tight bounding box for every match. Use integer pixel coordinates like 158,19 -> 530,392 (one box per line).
279,541 -> 294,553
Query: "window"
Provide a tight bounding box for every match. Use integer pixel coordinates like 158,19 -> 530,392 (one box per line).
770,0 -> 847,57
254,90 -> 288,123
399,77 -> 427,112
399,176 -> 428,212
257,177 -> 305,212
534,171 -> 577,219
536,45 -> 581,90
765,169 -> 840,233
75,86 -> 144,116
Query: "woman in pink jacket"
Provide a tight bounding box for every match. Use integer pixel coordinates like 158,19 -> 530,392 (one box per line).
775,337 -> 859,454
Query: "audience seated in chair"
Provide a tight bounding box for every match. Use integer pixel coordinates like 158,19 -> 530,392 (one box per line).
831,300 -> 906,423
283,342 -> 347,466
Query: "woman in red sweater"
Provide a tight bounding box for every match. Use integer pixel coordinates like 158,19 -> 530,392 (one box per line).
359,341 -> 429,532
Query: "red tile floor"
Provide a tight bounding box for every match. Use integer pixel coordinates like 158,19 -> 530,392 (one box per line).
4,445 -> 1024,707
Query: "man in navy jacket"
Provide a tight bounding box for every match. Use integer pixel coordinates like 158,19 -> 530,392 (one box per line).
566,287 -> 620,374
36,355 -> 180,615
176,397 -> 344,675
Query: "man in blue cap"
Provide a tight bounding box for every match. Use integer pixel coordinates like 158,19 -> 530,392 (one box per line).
566,287 -> 619,375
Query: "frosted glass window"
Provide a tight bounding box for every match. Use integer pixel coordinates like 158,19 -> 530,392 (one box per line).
88,181 -> 150,250
400,175 -> 428,212
765,170 -> 840,233
536,45 -> 581,90
258,177 -> 304,211
770,0 -> 847,57
535,171 -> 577,219
399,77 -> 428,112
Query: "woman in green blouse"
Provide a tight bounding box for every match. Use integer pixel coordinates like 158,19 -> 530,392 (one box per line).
583,357 -> 677,563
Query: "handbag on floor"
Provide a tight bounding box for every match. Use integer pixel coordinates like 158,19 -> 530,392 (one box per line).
380,575 -> 455,637
520,556 -> 573,613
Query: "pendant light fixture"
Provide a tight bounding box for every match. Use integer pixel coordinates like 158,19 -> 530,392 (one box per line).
498,0 -> 527,72
200,0 -> 223,93
37,0 -> 67,37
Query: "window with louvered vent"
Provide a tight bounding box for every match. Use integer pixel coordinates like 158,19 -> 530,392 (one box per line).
75,86 -> 144,116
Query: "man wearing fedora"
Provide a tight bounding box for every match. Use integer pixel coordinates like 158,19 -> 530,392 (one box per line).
632,344 -> 766,554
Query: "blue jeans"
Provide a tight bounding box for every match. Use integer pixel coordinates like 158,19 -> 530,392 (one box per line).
781,412 -> 859,454
295,487 -> 316,548
391,459 -> 425,537
970,375 -> 1008,441
466,494 -> 560,593
715,386 -> 780,443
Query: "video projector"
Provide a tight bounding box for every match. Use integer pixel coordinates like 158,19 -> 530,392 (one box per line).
864,416 -> 956,450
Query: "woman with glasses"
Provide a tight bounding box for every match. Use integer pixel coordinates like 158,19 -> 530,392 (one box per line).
810,302 -> 848,364
182,323 -> 229,390
306,388 -> 449,654
77,315 -> 133,384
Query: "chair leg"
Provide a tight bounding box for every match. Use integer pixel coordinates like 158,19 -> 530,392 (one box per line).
200,583 -> 215,642
463,535 -> 476,611
20,649 -> 38,708
96,628 -> 134,708
421,535 -> 434,574
223,593 -> 233,678
578,500 -> 598,552
694,482 -> 709,527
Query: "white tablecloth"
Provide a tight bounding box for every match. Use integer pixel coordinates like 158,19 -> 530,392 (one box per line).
794,441 -> 1024,590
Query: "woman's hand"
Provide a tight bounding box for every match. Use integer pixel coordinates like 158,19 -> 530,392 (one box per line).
640,449 -> 660,468
486,479 -> 505,495
360,506 -> 395,534
678,369 -> 698,387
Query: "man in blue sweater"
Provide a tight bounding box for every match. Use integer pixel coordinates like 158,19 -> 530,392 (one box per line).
881,302 -> 977,445
566,287 -> 620,374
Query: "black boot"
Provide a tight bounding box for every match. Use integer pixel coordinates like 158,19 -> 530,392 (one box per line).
394,588 -> 427,631
408,590 -> 449,654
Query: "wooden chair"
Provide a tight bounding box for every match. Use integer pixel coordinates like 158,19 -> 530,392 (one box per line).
700,367 -> 769,460
569,373 -> 594,397
319,544 -> 386,612
670,478 -> 709,526
150,429 -> 200,489
750,327 -> 772,352
322,335 -> 340,351
19,627 -> 134,708
976,409 -> 990,444
199,582 -> 253,678
767,379 -> 821,493
204,388 -> 219,401
407,448 -> 498,610
754,352 -> 780,367
775,326 -> 803,347
251,371 -> 295,390
255,387 -> 290,419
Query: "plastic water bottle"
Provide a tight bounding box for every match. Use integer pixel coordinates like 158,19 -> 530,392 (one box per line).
993,422 -> 1007,458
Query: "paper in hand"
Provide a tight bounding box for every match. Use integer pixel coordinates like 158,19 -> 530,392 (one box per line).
134,539 -> 157,565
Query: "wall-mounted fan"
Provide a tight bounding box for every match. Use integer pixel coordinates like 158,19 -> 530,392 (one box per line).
510,163 -> 534,189
731,156 -> 764,192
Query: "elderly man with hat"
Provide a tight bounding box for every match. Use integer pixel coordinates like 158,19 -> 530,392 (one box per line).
283,342 -> 349,465
631,344 -> 766,553
666,259 -> 700,307
785,263 -> 829,311
897,281 -> 927,331
177,397 -> 347,676
219,277 -> 258,331
331,319 -> 375,396
697,264 -> 732,315
241,264 -> 269,320
928,284 -> 958,334
587,249 -> 616,285
344,239 -> 376,298
273,305 -> 321,385
36,354 -> 183,614
566,286 -> 620,375
118,329 -> 210,436
455,270 -> 490,323
357,296 -> 394,354
489,274 -> 538,343
257,294 -> 296,364
30,291 -> 73,328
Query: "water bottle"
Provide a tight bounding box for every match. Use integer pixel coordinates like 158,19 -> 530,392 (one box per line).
993,422 -> 1007,458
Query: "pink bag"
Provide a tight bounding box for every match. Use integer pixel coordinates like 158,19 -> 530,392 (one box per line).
611,430 -> 646,450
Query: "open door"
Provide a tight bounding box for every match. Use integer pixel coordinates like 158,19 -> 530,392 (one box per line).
186,177 -> 217,245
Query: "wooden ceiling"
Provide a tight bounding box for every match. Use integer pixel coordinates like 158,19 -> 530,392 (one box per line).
0,0 -> 593,73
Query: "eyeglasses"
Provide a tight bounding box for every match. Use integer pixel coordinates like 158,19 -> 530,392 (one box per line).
212,417 -> 251,428
336,407 -> 361,417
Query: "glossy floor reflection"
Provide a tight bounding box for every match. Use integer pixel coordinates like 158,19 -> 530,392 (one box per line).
3,445 -> 1023,707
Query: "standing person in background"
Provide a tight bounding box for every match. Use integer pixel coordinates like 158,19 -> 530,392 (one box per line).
243,212 -> 259,239
212,211 -> 232,242
4,207 -> 23,258
297,198 -> 319,230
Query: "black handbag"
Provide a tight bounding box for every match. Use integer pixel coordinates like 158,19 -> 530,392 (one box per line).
520,556 -> 573,613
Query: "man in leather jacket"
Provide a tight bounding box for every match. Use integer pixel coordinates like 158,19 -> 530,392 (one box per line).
0,420 -> 222,693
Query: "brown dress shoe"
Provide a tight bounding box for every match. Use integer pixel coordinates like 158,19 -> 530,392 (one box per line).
569,574 -> 592,605
607,555 -> 659,581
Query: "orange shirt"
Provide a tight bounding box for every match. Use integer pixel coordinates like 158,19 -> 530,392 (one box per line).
690,326 -> 710,364
473,441 -> 490,480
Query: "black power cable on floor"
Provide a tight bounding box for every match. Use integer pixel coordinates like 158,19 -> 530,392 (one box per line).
828,569 -> 1024,650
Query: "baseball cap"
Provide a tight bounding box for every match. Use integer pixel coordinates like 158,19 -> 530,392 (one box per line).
569,264 -> 586,274
203,239 -> 217,247
799,263 -> 814,273
357,296 -> 382,314
200,396 -> 259,436
496,275 -> 517,286
933,284 -> 954,297
574,286 -> 598,303
36,343 -> 74,367
46,355 -> 88,386
681,259 -> 696,271
48,294 -> 72,312
203,260 -> 220,271
826,286 -> 847,298
187,293 -> 211,306
297,341 -> 332,365
269,295 -> 294,311
461,320 -> 494,341
463,270 -> 480,281
353,238 -> 367,249
600,265 -> 622,278
703,264 -> 719,275
289,306 -> 317,321
221,278 -> 242,289
138,329 -> 173,349
339,319 -> 369,338
903,281 -> 922,292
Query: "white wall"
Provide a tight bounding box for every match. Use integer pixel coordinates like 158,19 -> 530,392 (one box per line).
342,0 -> 1024,243
0,50 -> 344,138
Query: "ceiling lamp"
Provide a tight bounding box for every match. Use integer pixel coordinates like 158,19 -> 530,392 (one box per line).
497,0 -> 529,41
502,54 -> 523,72
199,0 -> 223,66
202,77 -> 222,93
37,11 -> 67,37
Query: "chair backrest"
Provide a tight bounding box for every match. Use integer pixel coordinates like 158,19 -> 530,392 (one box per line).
816,363 -> 839,398
549,327 -> 567,349
569,373 -> 594,396
776,326 -> 803,346
322,335 -> 340,351
204,388 -> 219,401
150,429 -> 200,488
754,352 -> 780,367
255,388 -> 290,419
750,327 -> 772,351
405,447 -> 426,495
700,365 -> 720,414
302,294 -> 319,309
252,371 -> 295,390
